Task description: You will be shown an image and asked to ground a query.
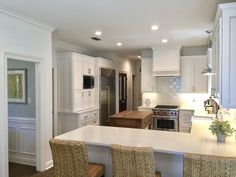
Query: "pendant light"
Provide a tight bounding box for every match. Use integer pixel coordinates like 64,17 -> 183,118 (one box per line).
201,30 -> 213,75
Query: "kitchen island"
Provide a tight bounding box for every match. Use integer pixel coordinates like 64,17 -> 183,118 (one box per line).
56,117 -> 236,177
109,111 -> 153,129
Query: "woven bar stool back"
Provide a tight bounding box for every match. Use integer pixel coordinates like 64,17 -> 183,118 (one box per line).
111,144 -> 161,177
49,139 -> 90,177
184,153 -> 236,177
49,139 -> 105,177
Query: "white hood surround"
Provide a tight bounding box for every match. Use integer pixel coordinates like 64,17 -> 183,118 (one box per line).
152,46 -> 181,76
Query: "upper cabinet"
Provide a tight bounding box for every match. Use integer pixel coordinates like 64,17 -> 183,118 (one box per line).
181,55 -> 208,93
141,58 -> 156,92
152,46 -> 181,76
83,55 -> 95,76
211,3 -> 236,108
58,52 -> 96,112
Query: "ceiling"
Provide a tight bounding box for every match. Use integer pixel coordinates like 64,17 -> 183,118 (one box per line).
0,0 -> 235,58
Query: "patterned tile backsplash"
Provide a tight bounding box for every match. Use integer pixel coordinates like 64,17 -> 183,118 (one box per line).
142,76 -> 209,109
155,77 -> 181,96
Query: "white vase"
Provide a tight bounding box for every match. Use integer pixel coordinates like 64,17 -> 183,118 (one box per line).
217,135 -> 225,143
145,98 -> 151,107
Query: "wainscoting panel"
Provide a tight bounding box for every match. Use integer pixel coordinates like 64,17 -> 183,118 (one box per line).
8,126 -> 17,152
19,127 -> 36,155
8,117 -> 36,166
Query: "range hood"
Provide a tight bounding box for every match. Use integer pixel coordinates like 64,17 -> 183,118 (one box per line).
201,48 -> 212,75
152,46 -> 181,76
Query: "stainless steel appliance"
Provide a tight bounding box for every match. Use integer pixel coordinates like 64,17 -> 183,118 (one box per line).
152,105 -> 179,132
100,68 -> 116,126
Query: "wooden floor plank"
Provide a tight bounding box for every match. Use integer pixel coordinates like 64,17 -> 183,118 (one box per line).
9,162 -> 37,177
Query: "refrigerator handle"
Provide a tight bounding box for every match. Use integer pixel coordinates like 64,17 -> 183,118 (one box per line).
107,86 -> 110,117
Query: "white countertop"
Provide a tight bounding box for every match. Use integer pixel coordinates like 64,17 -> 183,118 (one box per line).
56,118 -> 236,157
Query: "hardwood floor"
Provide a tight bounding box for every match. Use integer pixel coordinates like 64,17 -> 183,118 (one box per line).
9,162 -> 38,177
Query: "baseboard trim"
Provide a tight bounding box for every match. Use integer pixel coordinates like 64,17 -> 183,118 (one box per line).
9,154 -> 36,166
45,160 -> 53,170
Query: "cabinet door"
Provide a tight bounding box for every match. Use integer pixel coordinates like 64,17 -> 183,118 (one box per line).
193,56 -> 208,92
88,90 -> 95,108
179,109 -> 194,129
181,58 -> 194,92
73,91 -> 84,111
181,56 -> 208,93
73,57 -> 83,91
141,58 -> 155,92
83,56 -> 95,76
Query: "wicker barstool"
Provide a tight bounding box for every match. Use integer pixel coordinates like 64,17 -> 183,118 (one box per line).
49,139 -> 105,177
184,153 -> 236,177
111,144 -> 161,177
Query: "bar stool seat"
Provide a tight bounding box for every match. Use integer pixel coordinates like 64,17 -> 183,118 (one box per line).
111,144 -> 161,177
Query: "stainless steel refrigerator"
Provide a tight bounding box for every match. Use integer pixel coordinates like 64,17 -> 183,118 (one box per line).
100,68 -> 116,126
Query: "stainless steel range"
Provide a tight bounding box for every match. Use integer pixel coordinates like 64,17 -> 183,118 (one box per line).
152,105 -> 179,132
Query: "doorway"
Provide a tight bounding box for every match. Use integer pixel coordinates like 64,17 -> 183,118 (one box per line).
7,59 -> 37,176
0,53 -> 47,177
119,73 -> 127,112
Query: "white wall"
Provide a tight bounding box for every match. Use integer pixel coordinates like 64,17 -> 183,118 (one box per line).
0,9 -> 54,177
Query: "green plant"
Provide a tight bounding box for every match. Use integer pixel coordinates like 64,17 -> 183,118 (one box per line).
209,119 -> 236,137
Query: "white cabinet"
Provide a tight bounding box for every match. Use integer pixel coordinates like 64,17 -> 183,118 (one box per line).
58,52 -> 96,112
179,109 -> 194,133
141,58 -> 156,92
152,46 -> 181,76
83,55 -> 95,76
181,56 -> 208,93
211,3 -> 236,108
58,109 -> 99,134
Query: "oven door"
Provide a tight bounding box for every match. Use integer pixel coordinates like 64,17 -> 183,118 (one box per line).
154,117 -> 178,132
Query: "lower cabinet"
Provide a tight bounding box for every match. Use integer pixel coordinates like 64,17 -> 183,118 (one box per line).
179,109 -> 194,133
58,108 -> 99,134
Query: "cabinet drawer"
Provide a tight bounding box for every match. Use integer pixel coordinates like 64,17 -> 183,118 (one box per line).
79,121 -> 90,127
179,127 -> 191,133
89,110 -> 99,119
90,118 -> 99,125
180,120 -> 192,126
79,112 -> 90,122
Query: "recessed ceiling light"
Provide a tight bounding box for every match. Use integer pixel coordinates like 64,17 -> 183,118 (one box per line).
117,42 -> 122,46
137,56 -> 141,59
151,25 -> 159,31
162,39 -> 168,43
95,31 -> 102,36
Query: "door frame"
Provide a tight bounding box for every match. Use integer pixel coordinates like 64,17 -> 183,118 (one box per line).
0,52 -> 43,177
118,72 -> 128,112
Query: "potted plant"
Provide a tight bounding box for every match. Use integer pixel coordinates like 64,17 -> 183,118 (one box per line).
209,119 -> 236,143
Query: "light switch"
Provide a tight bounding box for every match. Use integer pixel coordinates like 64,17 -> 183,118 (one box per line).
28,97 -> 32,104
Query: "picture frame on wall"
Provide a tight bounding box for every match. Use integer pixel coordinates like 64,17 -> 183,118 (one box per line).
8,69 -> 27,104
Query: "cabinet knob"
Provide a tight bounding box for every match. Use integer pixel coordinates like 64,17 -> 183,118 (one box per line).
88,68 -> 91,74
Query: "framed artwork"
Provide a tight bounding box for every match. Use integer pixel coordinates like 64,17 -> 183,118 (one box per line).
8,69 -> 27,104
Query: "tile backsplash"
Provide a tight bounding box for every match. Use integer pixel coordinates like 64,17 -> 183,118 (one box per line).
142,76 -> 209,110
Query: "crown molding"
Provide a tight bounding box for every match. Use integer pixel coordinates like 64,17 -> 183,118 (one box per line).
0,7 -> 55,31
